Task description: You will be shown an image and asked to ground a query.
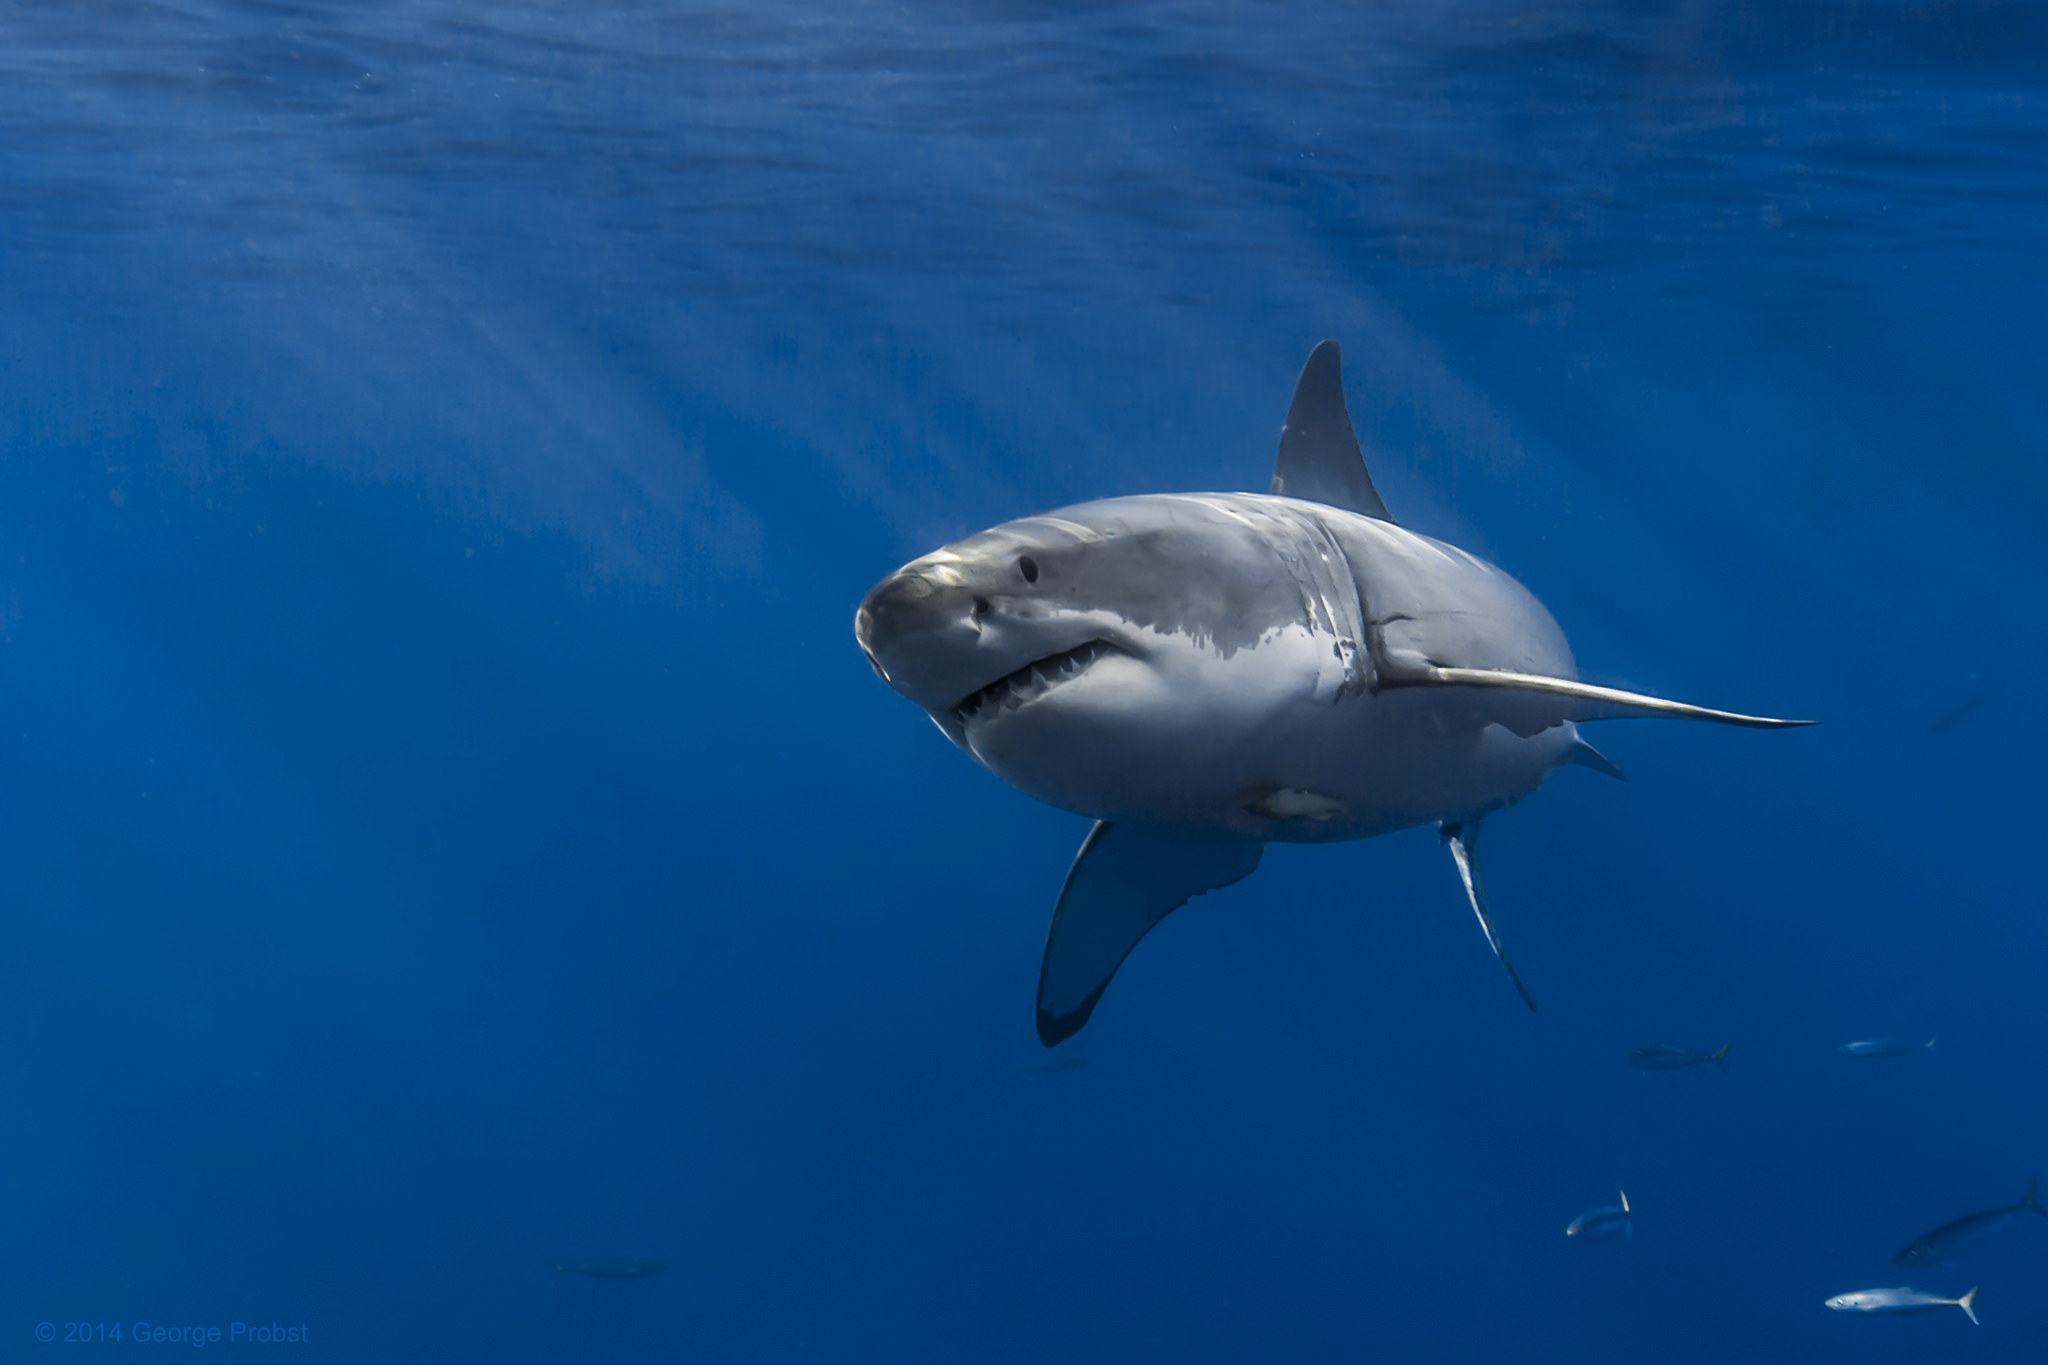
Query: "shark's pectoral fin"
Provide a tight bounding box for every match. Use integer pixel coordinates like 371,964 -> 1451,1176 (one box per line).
1269,340 -> 1395,523
1440,819 -> 1538,1013
1389,665 -> 1814,731
1036,821 -> 1265,1047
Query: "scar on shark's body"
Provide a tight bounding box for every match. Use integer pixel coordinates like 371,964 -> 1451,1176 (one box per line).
855,340 -> 1811,1046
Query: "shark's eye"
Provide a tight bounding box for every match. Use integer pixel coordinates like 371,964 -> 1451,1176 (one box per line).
1018,555 -> 1039,584
972,595 -> 992,617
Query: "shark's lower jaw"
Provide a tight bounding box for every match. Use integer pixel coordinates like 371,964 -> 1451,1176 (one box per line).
953,639 -> 1118,729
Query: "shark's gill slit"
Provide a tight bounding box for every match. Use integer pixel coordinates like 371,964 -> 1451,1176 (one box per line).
954,640 -> 1115,726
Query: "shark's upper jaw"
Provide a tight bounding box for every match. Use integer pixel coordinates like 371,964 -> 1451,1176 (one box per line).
950,638 -> 1119,730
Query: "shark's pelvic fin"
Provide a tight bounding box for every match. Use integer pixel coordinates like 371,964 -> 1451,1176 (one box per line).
1036,821 -> 1265,1047
1393,665 -> 1814,730
1563,737 -> 1629,782
1439,819 -> 1538,1012
1270,339 -> 1395,523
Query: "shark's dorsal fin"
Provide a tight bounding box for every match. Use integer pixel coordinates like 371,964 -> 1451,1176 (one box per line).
1036,821 -> 1264,1047
1270,340 -> 1395,522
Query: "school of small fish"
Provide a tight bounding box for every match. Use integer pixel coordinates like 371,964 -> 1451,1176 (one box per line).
1564,1032 -> 2043,1329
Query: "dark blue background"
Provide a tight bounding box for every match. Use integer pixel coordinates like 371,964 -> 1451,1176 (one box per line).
2,1 -> 2043,1359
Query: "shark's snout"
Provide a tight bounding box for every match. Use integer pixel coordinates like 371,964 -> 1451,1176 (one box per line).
854,559 -> 998,711
855,563 -> 942,659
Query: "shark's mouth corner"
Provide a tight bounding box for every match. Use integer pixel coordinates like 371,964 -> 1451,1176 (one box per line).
953,640 -> 1119,728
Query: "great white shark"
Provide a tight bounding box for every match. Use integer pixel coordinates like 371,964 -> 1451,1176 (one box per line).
855,341 -> 1809,1046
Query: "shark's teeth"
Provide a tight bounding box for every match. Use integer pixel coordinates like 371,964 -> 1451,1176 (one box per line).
954,640 -> 1114,727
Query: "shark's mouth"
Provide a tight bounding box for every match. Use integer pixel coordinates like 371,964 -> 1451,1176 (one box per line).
953,640 -> 1117,728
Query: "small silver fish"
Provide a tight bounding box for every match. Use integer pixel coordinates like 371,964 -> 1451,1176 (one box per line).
1895,1177 -> 2048,1266
1928,693 -> 1991,735
1840,1037 -> 1935,1058
1627,1043 -> 1729,1073
550,1260 -> 670,1281
1826,1285 -> 1978,1325
1565,1190 -> 1631,1241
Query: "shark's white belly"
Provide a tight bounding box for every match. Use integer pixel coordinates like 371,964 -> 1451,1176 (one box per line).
963,619 -> 1579,842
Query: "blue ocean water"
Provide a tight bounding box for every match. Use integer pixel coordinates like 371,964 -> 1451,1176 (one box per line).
2,1 -> 2044,1358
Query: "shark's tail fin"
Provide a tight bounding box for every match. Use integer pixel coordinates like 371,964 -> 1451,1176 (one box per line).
1958,1286 -> 1979,1326
1926,1035 -> 1937,1051
1711,1043 -> 1730,1075
2021,1176 -> 2043,1217
1619,1190 -> 1631,1235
